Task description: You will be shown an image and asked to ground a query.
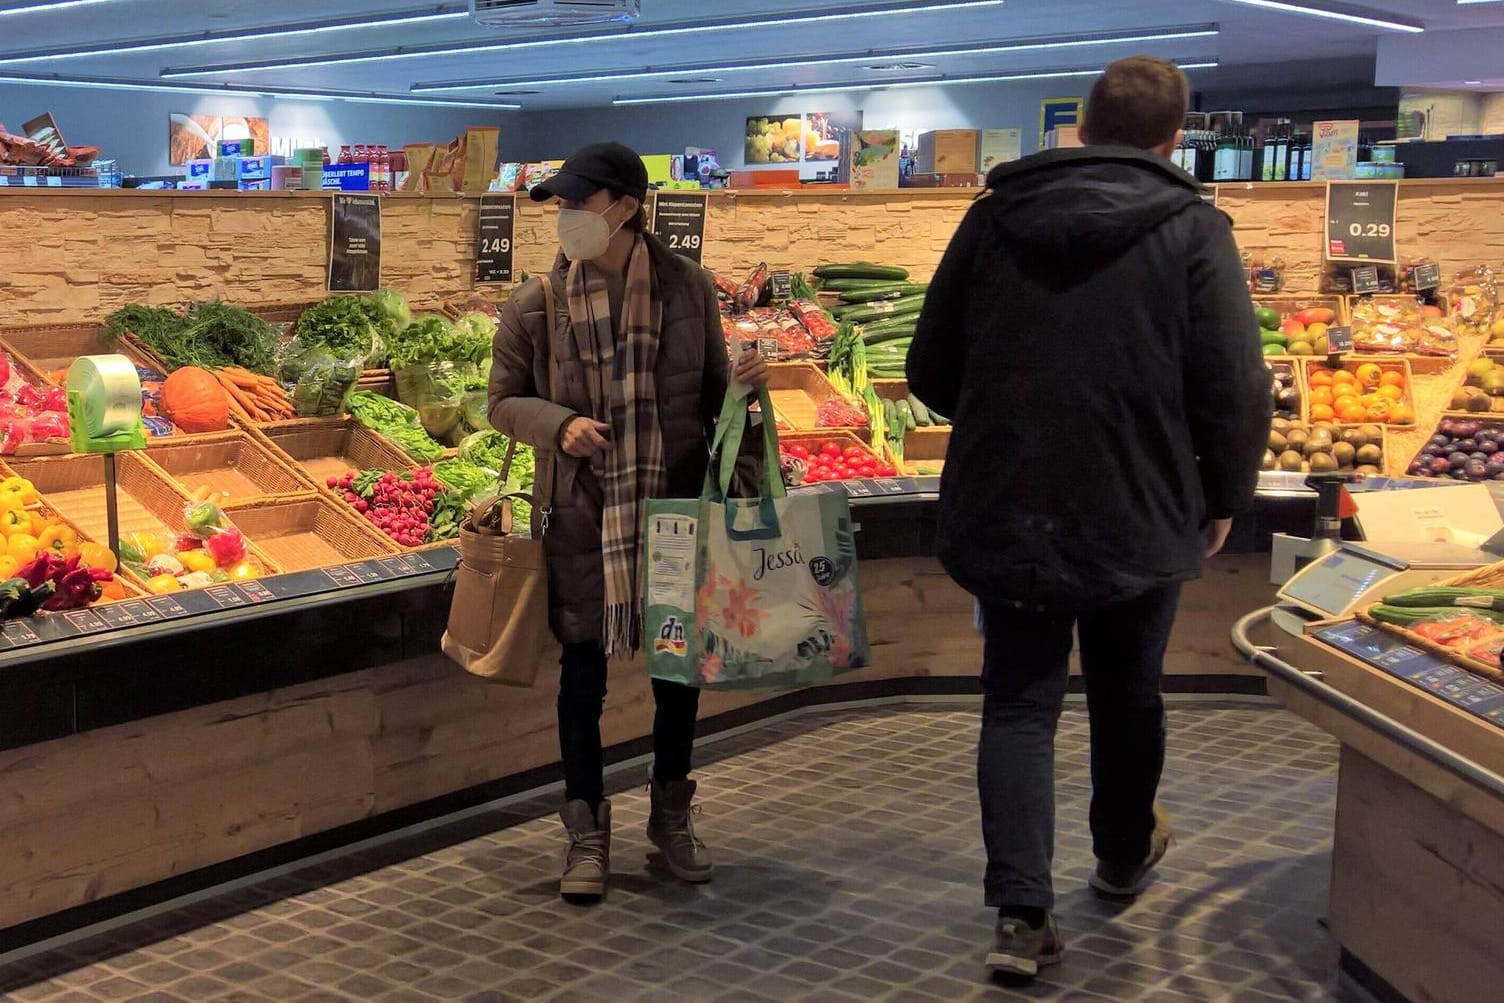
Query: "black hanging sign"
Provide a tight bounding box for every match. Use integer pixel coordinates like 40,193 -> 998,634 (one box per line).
1325,181 -> 1397,264
328,194 -> 382,292
1412,261 -> 1442,292
652,192 -> 708,263
1350,266 -> 1381,296
1326,325 -> 1355,354
475,194 -> 516,285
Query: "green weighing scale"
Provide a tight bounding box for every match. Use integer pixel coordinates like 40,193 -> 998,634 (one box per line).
66,355 -> 146,554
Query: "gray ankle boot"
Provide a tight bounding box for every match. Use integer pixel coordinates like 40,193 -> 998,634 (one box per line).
559,799 -> 610,901
647,779 -> 713,883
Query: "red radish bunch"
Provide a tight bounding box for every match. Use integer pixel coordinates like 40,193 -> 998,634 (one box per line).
329,467 -> 441,548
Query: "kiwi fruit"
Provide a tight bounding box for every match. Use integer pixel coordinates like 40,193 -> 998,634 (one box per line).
1279,450 -> 1305,472
1286,428 -> 1310,449
1454,391 -> 1473,410
1270,417 -> 1291,434
1356,444 -> 1384,467
1263,449 -> 1278,471
1269,430 -> 1288,452
1356,464 -> 1382,476
1359,424 -> 1384,442
1341,428 -> 1368,448
1309,452 -> 1339,473
1303,436 -> 1333,458
1332,441 -> 1356,467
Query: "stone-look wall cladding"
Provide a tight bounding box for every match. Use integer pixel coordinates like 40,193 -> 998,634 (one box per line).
2,182 -> 1503,325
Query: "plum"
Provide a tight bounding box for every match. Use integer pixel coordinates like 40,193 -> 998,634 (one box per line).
1467,460 -> 1490,481
1431,456 -> 1454,475
1450,451 -> 1471,469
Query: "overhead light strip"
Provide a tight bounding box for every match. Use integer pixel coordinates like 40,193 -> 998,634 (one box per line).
0,5 -> 471,62
0,73 -> 521,109
159,0 -> 1006,78
612,61 -> 1220,106
0,0 -> 117,15
413,26 -> 1219,92
1216,1 -> 1423,32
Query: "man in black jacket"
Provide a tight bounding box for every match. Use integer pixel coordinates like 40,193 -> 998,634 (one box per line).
908,56 -> 1268,977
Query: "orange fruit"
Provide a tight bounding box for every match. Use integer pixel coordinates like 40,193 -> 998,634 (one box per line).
1338,402 -> 1368,423
1333,369 -> 1358,386
1378,384 -> 1404,402
1355,362 -> 1384,388
1380,370 -> 1406,388
1309,370 -> 1335,388
1334,394 -> 1361,412
1389,402 -> 1415,424
1309,387 -> 1335,407
1366,400 -> 1392,422
1309,403 -> 1336,422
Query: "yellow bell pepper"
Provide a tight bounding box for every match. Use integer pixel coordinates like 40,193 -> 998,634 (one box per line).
0,556 -> 17,579
77,542 -> 118,573
146,574 -> 181,594
0,476 -> 37,507
230,561 -> 257,581
0,508 -> 29,536
37,523 -> 77,557
178,550 -> 216,575
7,533 -> 38,566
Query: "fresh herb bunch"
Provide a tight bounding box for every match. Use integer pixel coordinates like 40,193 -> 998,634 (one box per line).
103,301 -> 275,373
103,304 -> 187,350
293,296 -> 382,360
386,314 -> 458,372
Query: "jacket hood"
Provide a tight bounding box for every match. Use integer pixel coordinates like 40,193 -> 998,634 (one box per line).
983,147 -> 1207,263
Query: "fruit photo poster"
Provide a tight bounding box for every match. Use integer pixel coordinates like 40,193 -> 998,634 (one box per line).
744,111 -> 862,165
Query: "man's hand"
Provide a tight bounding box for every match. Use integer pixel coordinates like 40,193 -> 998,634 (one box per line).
560,416 -> 612,458
1204,518 -> 1233,558
733,346 -> 770,391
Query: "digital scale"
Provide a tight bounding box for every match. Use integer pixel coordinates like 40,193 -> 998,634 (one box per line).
1277,540 -> 1493,622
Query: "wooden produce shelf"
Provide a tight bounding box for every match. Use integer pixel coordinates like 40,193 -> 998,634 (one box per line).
221,493 -> 398,572
252,417 -> 415,487
143,430 -> 314,504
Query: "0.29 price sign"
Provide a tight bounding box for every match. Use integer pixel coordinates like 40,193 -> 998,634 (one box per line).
652,192 -> 709,265
1325,181 -> 1398,264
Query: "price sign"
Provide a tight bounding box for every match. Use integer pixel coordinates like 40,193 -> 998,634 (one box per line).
1326,325 -> 1354,354
475,194 -> 516,285
1350,267 -> 1381,296
770,270 -> 792,301
652,192 -> 708,264
328,194 -> 382,292
1412,261 -> 1442,292
1325,180 -> 1398,263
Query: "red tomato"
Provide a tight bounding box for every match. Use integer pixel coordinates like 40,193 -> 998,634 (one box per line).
821,442 -> 842,459
788,444 -> 809,460
844,446 -> 865,460
859,463 -> 877,478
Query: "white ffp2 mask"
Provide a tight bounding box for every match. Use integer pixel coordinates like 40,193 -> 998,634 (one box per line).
557,200 -> 625,261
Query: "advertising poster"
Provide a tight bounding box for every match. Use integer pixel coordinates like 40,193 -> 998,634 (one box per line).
745,111 -> 861,165
1311,120 -> 1359,181
169,114 -> 268,165
329,194 -> 382,292
1039,97 -> 1085,146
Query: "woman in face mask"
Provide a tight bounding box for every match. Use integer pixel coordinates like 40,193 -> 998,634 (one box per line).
488,142 -> 769,903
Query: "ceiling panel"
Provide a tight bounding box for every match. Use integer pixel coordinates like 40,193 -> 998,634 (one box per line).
1,0 -> 1502,110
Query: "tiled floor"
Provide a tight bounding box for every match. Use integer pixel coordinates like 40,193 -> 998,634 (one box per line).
0,704 -> 1344,1002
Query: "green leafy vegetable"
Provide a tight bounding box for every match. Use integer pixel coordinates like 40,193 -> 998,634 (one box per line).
371,288 -> 412,332
104,301 -> 276,373
293,296 -> 382,360
347,390 -> 419,429
432,459 -> 499,502
380,424 -> 446,462
386,314 -> 459,372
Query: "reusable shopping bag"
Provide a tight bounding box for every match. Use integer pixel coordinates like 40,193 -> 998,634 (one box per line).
642,386 -> 870,690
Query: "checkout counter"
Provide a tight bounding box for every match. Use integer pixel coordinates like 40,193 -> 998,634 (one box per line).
1234,477 -> 1504,1003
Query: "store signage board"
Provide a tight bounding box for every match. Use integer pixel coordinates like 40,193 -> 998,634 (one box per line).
1325,181 -> 1398,263
1316,621 -> 1504,730
651,192 -> 708,264
321,162 -> 371,191
1326,325 -> 1354,354
474,195 -> 516,285
0,548 -> 458,655
329,194 -> 382,292
770,270 -> 792,301
1413,262 -> 1442,292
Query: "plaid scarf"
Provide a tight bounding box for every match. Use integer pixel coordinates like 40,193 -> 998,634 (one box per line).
566,236 -> 665,657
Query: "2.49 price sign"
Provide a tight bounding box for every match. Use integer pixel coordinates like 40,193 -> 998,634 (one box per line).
1325,181 -> 1398,264
652,192 -> 709,265
475,195 -> 516,284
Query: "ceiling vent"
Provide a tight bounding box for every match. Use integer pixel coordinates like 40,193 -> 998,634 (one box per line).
470,0 -> 641,27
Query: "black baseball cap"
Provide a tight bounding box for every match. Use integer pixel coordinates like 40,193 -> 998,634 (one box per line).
530,142 -> 649,203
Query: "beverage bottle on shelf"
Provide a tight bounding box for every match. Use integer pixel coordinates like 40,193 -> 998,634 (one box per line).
322,147 -> 331,166
337,145 -> 352,164
378,146 -> 392,191
1239,130 -> 1255,181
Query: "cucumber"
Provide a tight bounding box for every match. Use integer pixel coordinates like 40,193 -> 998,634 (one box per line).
837,283 -> 929,304
840,295 -> 926,326
817,278 -> 906,293
813,262 -> 910,281
894,399 -> 916,431
1382,587 -> 1504,611
859,314 -> 918,335
864,328 -> 914,347
882,398 -> 898,430
907,393 -> 934,427
1369,603 -> 1504,626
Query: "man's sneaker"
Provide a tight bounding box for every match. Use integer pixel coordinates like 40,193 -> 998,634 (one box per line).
1089,803 -> 1172,898
985,913 -> 1064,978
646,779 -> 713,883
559,799 -> 610,902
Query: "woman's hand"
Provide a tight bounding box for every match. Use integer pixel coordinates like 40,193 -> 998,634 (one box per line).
560,416 -> 613,458
733,346 -> 770,391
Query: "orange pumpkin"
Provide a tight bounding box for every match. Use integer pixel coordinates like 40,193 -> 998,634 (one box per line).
161,367 -> 229,433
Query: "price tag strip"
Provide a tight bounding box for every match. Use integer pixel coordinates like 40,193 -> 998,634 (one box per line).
1316,620 -> 1504,730
651,192 -> 708,264
475,194 -> 516,285
1325,180 -> 1398,264
0,547 -> 458,656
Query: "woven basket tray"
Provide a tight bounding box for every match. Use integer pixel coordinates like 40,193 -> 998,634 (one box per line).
767,362 -> 866,433
1354,561 -> 1504,685
252,418 -> 415,485
222,493 -> 399,571
1299,358 -> 1417,427
142,429 -> 314,503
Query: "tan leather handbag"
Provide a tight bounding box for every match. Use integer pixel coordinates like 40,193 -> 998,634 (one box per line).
440,277 -> 559,685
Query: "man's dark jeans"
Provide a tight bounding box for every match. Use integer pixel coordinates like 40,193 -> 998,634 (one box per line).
978,584 -> 1180,910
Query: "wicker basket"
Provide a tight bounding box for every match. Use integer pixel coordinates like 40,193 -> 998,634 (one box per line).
252,417 -> 415,486
1355,606 -> 1504,684
5,452 -> 192,545
1252,295 -> 1347,360
221,493 -> 399,571
767,362 -> 868,434
864,378 -> 950,469
142,430 -> 314,503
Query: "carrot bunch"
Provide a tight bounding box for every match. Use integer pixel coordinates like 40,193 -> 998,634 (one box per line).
214,367 -> 295,422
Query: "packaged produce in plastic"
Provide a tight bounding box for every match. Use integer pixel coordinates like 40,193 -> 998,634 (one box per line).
394,361 -> 467,439
277,337 -> 364,417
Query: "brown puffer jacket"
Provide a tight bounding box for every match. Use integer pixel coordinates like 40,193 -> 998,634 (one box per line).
488,234 -> 731,646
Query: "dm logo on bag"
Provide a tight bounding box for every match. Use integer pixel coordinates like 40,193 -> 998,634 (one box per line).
655,616 -> 688,658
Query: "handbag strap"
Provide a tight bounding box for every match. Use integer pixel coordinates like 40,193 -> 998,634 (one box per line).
530,274 -> 559,536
